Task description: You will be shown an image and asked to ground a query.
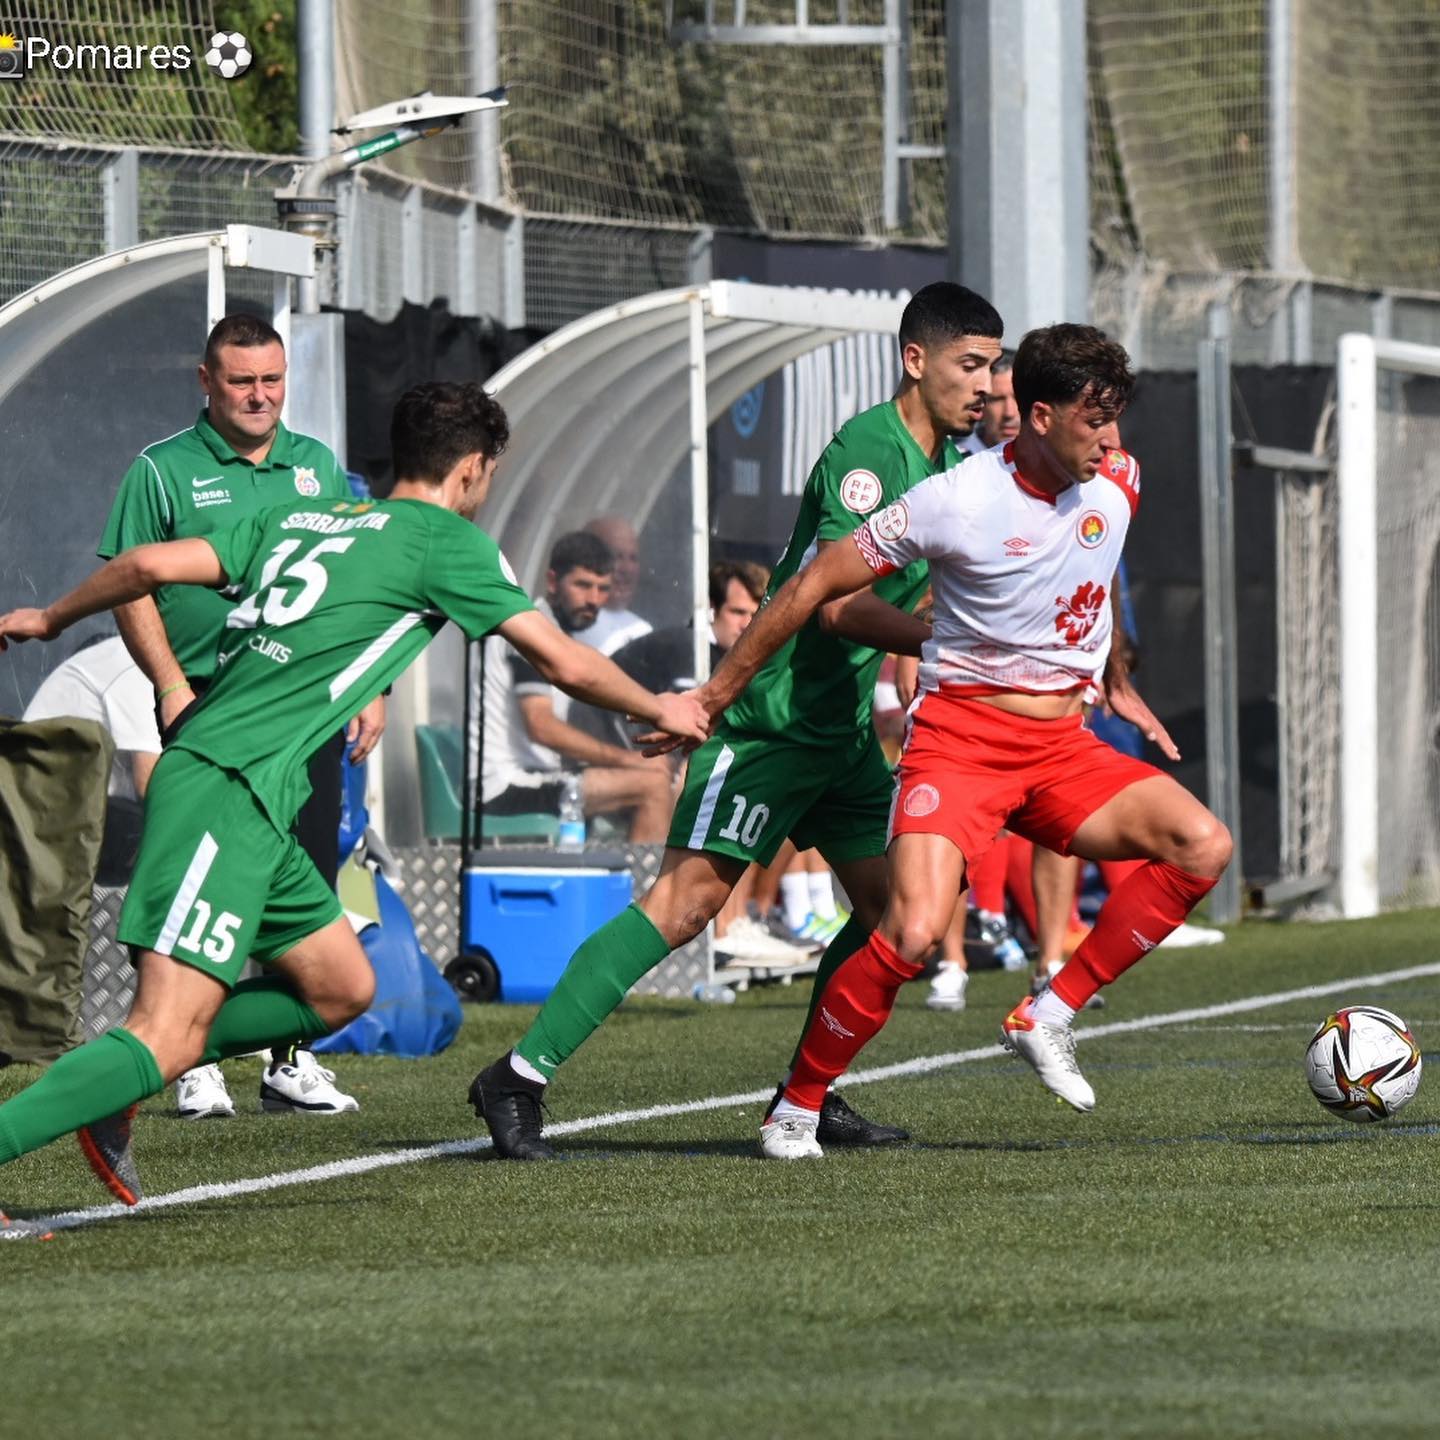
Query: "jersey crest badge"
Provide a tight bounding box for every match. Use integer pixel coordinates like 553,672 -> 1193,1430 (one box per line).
293,466 -> 321,497
1055,581 -> 1107,644
1076,511 -> 1107,549
839,469 -> 883,514
903,783 -> 940,818
871,500 -> 910,542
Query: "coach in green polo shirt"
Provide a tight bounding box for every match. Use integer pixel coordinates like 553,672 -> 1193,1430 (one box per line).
98,312 -> 382,1118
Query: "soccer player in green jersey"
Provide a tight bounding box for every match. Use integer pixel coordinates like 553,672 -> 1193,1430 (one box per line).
0,383 -> 708,1213
471,282 -> 1006,1160
100,312 -> 381,1115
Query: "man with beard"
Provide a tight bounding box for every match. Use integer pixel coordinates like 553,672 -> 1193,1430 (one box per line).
481,529 -> 675,842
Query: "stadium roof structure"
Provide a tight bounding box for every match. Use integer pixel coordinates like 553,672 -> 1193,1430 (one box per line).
0,227 -> 317,717
0,226 -> 315,411
484,280 -> 907,640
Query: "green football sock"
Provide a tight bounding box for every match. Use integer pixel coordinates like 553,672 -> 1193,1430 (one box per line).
0,1028 -> 162,1166
198,976 -> 330,1065
514,903 -> 672,1080
788,913 -> 870,1071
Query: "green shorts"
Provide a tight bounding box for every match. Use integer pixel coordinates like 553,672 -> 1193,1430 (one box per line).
668,722 -> 895,866
117,749 -> 343,987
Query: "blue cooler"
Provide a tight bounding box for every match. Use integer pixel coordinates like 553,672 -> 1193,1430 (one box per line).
460,848 -> 633,1003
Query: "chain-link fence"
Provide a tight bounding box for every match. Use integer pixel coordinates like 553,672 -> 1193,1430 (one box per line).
7,4 -> 1440,352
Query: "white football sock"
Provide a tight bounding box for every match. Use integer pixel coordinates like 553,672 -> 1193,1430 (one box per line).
1031,988 -> 1078,1027
509,1050 -> 549,1086
807,869 -> 838,921
768,1095 -> 820,1124
779,874 -> 811,931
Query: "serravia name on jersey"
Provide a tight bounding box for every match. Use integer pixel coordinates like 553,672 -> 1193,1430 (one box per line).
281,508 -> 393,536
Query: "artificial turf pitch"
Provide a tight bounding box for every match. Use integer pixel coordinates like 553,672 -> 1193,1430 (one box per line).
5,909 -> 1440,1439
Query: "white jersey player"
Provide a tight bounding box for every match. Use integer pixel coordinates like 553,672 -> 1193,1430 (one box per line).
683,322 -> 1234,1156
856,441 -> 1139,699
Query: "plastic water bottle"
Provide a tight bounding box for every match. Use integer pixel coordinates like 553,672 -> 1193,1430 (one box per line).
557,773 -> 586,851
692,981 -> 737,1005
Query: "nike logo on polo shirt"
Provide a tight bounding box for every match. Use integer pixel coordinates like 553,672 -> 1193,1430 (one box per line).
191,475 -> 226,487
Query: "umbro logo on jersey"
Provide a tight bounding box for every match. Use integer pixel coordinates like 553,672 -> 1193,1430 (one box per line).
1003,536 -> 1031,556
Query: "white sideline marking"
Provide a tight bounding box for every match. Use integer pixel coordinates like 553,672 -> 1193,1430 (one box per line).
8,961 -> 1440,1240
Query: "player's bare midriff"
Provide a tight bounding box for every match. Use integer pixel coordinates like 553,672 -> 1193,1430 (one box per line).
969,689 -> 1088,720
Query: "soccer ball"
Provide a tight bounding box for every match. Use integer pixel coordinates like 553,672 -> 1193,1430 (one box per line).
204,31 -> 252,80
1303,1005 -> 1422,1123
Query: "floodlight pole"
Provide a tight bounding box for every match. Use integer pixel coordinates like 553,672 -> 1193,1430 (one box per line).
298,0 -> 335,162
276,91 -> 507,314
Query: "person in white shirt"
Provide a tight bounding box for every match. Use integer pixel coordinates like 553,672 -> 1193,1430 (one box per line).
680,322 -> 1232,1155
23,635 -> 160,799
482,530 -> 673,841
580,516 -> 653,656
957,349 -> 1021,457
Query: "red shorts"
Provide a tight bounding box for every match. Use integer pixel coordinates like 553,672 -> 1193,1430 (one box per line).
888,693 -> 1163,864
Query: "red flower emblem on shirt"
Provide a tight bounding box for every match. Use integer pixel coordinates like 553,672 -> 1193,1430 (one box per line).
1055,581 -> 1107,644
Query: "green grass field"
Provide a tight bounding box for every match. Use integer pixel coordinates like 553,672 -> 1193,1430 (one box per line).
5,909 -> 1440,1439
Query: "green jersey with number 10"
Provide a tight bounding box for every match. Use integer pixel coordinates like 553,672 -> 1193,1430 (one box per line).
173,498 -> 534,829
722,399 -> 964,746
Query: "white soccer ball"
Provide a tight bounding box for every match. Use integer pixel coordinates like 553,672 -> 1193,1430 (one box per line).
1304,1005 -> 1422,1123
204,31 -> 253,80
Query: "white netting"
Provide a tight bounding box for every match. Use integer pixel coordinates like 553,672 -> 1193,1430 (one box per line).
0,2 -> 248,149
1294,0 -> 1440,291
1276,456 -> 1340,894
337,0 -> 948,239
1373,365 -> 1440,907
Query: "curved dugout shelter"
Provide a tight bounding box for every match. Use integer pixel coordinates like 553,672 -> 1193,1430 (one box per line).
392,281 -> 907,847
0,226 -> 316,718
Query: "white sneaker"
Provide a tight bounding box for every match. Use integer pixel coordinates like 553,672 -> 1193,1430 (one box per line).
759,1111 -> 823,1159
999,995 -> 1095,1112
1159,920 -> 1225,948
927,962 -> 969,1012
714,916 -> 813,966
260,1050 -> 359,1114
175,1063 -> 235,1119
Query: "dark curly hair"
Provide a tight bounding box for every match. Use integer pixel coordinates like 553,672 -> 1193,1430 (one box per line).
1012,324 -> 1135,421
390,382 -> 510,483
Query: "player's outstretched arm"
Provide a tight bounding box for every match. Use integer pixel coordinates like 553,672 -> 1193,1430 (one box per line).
0,540 -> 224,652
496,610 -> 708,743
700,535 -> 878,718
818,587 -> 931,656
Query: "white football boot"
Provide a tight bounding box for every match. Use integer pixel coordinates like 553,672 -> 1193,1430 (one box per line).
926,962 -> 969,1012
175,1063 -> 236,1119
999,995 -> 1096,1112
260,1049 -> 359,1114
759,1110 -> 824,1159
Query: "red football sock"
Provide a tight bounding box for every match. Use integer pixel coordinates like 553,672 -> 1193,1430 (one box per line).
1005,835 -> 1038,937
1098,858 -> 1146,893
1049,861 -> 1218,1010
783,930 -> 923,1111
968,835 -> 1009,914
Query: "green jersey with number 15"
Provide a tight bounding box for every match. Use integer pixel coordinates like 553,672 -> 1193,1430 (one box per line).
722,399 -> 964,746
173,498 -> 534,830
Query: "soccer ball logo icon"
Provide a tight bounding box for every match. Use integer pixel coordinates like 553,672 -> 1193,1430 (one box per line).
204,31 -> 252,80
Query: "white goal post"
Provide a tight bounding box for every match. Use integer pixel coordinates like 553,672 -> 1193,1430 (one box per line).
1336,333 -> 1440,917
